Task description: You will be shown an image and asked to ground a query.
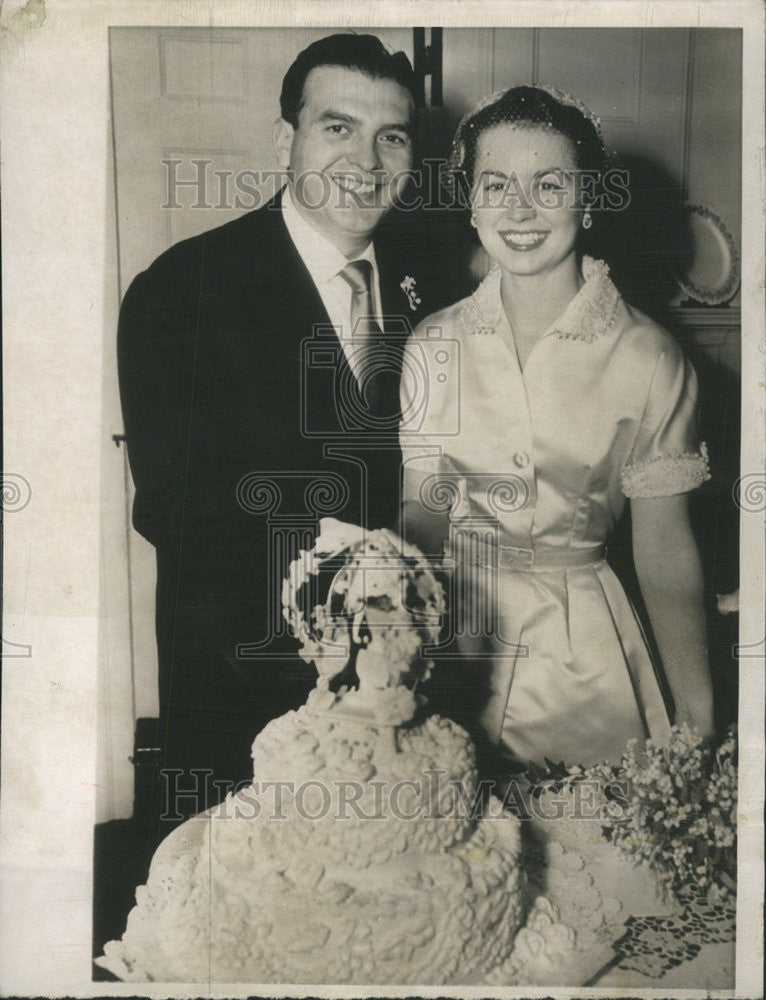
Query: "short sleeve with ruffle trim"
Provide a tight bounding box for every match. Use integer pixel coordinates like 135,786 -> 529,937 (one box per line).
620,344 -> 710,499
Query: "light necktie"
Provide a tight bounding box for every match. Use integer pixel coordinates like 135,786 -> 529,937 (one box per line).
339,259 -> 396,423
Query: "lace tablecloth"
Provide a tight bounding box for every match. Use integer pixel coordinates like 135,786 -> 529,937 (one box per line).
601,890 -> 736,987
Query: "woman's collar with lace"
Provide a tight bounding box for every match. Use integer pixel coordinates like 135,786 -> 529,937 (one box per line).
460,255 -> 621,343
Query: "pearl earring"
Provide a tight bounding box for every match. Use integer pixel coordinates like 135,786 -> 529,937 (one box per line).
582,211 -> 593,230
470,212 -> 477,229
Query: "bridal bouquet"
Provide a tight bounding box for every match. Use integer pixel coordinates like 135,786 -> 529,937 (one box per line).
526,724 -> 738,905
590,724 -> 737,903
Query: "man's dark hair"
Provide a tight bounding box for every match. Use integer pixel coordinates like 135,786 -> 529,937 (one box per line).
280,33 -> 416,127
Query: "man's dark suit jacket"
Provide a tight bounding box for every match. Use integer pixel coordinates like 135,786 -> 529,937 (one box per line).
118,189 -> 464,793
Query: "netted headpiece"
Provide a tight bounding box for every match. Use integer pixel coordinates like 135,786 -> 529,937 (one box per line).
444,84 -> 608,205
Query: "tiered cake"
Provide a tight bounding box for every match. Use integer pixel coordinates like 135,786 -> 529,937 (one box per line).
96,521 -> 584,984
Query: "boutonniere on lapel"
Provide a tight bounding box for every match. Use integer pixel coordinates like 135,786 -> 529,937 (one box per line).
400,275 -> 422,312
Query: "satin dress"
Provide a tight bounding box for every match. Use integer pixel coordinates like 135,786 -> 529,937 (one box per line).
400,257 -> 710,767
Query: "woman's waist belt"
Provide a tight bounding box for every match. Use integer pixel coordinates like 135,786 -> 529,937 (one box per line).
445,536 -> 606,572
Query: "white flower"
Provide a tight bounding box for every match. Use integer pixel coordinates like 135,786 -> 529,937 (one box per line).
400,275 -> 422,311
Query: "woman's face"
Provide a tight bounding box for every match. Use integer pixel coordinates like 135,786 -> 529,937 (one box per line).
471,123 -> 583,278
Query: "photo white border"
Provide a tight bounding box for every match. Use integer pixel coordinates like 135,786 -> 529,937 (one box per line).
1,1 -> 763,997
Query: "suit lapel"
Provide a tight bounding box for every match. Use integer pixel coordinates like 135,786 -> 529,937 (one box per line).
264,189 -> 361,436
260,192 -> 421,438
258,190 -> 332,334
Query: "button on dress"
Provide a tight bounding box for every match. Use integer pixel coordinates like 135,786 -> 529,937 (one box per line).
400,258 -> 710,767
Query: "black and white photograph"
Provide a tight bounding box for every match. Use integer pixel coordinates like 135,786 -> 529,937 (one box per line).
1,2 -> 763,997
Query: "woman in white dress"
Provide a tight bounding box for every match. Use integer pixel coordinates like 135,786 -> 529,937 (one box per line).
399,86 -> 714,767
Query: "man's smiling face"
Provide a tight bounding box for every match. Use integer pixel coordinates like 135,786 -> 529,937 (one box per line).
274,65 -> 414,254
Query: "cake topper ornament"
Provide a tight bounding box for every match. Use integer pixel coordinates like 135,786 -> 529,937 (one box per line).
282,518 -> 446,725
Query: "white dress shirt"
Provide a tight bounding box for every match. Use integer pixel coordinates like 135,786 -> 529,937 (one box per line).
281,185 -> 383,385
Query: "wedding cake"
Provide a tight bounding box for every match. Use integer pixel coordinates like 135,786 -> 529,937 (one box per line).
96,521 -> 589,985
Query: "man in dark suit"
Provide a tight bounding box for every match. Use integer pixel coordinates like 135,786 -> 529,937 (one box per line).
118,33 -> 459,817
